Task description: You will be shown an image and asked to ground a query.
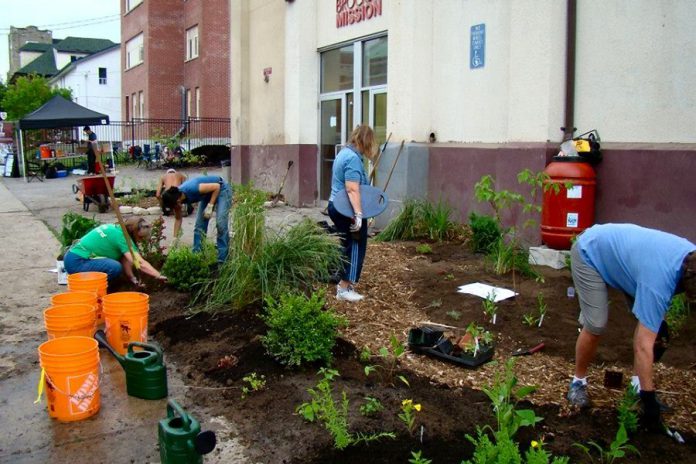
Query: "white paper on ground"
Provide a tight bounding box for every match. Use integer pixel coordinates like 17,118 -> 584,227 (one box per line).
457,282 -> 518,302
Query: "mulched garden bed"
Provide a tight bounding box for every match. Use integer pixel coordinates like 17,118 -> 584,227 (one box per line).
147,240 -> 696,463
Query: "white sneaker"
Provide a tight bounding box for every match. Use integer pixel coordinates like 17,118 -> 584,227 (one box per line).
336,285 -> 364,302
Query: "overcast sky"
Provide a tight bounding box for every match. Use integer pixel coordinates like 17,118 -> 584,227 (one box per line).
0,0 -> 121,82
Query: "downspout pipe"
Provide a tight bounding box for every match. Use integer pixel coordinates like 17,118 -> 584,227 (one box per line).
177,85 -> 187,138
562,0 -> 577,141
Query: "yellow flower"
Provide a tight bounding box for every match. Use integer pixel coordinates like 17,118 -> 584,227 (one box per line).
402,399 -> 412,407
531,440 -> 539,449
414,404 -> 422,412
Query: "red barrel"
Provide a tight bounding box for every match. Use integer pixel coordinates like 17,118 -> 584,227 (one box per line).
541,157 -> 596,250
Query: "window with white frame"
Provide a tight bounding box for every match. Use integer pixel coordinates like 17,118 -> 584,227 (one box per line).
186,89 -> 192,118
98,67 -> 107,85
139,91 -> 144,119
132,93 -> 137,118
126,0 -> 143,12
126,33 -> 144,69
195,87 -> 200,118
186,26 -> 199,61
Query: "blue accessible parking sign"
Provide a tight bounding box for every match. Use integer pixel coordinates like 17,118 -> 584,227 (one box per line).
470,24 -> 485,69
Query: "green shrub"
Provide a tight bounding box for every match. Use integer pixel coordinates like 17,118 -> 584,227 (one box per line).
60,212 -> 100,251
469,212 -> 502,253
261,291 -> 346,367
666,293 -> 690,334
376,199 -> 463,242
162,242 -> 216,292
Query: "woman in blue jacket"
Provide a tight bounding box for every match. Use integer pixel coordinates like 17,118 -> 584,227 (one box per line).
328,125 -> 377,302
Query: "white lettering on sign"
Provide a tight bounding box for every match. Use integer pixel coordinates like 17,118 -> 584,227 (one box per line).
566,212 -> 579,228
566,185 -> 582,199
336,0 -> 382,28
69,372 -> 98,414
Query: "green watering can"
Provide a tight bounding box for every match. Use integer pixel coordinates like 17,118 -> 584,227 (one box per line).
94,329 -> 168,400
158,399 -> 217,464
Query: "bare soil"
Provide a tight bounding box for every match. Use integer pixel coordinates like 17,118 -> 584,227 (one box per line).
148,240 -> 696,463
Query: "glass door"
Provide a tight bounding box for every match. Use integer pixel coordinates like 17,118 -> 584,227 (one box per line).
320,96 -> 346,199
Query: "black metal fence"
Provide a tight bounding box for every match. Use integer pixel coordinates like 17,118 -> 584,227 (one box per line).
91,117 -> 231,155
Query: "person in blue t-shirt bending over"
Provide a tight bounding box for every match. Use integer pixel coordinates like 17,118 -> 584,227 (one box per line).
161,175 -> 232,263
566,223 -> 696,430
327,124 -> 377,302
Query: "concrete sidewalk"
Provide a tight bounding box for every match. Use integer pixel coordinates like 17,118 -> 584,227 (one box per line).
0,180 -> 247,463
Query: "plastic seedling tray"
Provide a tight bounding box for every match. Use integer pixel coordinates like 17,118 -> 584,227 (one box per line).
408,327 -> 495,369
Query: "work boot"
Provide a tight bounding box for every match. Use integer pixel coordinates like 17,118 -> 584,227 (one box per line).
567,381 -> 591,408
336,285 -> 364,302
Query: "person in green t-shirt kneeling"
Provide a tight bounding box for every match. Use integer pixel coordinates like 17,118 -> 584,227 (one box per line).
64,217 -> 167,286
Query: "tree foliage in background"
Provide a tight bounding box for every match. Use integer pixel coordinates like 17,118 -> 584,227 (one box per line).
1,74 -> 73,120
0,81 -> 8,112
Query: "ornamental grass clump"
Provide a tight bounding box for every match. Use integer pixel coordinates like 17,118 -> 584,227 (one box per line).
376,199 -> 463,242
261,291 -> 346,367
196,217 -> 342,313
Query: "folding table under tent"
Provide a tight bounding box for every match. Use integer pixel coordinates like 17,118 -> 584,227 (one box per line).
17,95 -> 112,181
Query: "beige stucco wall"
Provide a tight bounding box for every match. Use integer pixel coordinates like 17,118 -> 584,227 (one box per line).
233,0 -> 696,147
575,0 -> 696,143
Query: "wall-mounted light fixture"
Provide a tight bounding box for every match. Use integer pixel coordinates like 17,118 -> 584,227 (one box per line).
263,67 -> 272,83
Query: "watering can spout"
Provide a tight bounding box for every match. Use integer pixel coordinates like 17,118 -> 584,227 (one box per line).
94,329 -> 126,365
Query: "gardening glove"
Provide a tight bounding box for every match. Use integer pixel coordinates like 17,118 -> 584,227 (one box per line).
349,212 -> 363,233
203,203 -> 215,219
639,390 -> 662,432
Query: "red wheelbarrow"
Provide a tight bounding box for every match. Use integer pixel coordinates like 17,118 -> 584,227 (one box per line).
72,175 -> 115,213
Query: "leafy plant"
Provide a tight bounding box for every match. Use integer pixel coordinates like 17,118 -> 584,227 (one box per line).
666,293 -> 690,334
376,199 -> 464,242
59,212 -> 100,252
139,216 -> 167,268
482,291 -> 498,324
462,360 -> 569,464
398,399 -> 422,435
573,424 -> 639,464
469,212 -> 502,254
536,292 -> 548,327
361,335 -> 409,386
409,450 -> 432,464
461,323 -> 494,356
522,313 -> 538,327
162,242 -> 216,292
260,291 -> 346,367
444,273 -> 455,281
617,385 -> 640,435
359,396 -> 384,417
415,243 -> 433,254
296,368 -> 395,450
447,310 -> 461,321
241,372 -> 266,399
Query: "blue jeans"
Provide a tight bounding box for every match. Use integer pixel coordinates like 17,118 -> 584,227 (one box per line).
63,251 -> 123,282
193,182 -> 232,262
328,201 -> 368,284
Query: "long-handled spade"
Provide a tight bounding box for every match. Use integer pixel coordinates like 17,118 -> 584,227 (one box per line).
271,160 -> 294,207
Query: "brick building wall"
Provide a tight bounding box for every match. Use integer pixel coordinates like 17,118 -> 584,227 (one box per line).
121,0 -> 229,122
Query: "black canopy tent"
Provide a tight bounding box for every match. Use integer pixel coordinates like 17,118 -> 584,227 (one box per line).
17,95 -> 110,180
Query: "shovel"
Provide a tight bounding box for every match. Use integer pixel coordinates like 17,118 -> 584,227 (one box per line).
271,160 -> 294,207
511,342 -> 545,356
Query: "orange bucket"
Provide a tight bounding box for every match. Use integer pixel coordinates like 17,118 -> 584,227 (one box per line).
44,304 -> 97,339
67,272 -> 108,324
38,336 -> 100,422
40,145 -> 52,159
102,292 -> 149,355
51,291 -> 98,311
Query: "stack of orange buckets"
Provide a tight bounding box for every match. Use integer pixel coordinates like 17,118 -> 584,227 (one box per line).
38,272 -> 151,422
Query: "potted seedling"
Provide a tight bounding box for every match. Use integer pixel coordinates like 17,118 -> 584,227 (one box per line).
482,290 -> 498,324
